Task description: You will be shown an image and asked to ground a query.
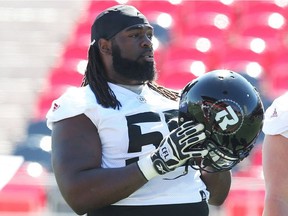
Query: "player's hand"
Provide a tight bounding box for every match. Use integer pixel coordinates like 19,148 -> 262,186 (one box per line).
137,121 -> 206,180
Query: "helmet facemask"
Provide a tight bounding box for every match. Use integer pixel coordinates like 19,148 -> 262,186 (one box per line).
187,140 -> 249,173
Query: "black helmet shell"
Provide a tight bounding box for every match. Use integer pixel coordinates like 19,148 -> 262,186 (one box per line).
179,70 -> 264,171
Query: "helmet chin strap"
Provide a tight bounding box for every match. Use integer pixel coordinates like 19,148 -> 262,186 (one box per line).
188,158 -> 219,173
184,138 -> 240,173
190,148 -> 209,158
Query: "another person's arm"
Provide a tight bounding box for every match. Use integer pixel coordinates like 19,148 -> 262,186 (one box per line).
262,134 -> 288,216
51,114 -> 147,215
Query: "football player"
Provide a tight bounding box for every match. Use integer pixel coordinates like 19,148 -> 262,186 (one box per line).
47,5 -> 232,216
262,92 -> 288,216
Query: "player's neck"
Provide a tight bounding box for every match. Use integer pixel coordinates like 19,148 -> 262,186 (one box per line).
117,83 -> 144,95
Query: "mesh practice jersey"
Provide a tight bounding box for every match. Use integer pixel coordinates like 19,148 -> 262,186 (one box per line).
263,92 -> 288,138
46,83 -> 209,206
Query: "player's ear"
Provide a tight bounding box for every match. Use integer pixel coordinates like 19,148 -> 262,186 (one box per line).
98,38 -> 112,55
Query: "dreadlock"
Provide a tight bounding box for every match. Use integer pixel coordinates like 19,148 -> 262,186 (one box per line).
81,44 -> 121,109
147,82 -> 180,101
81,44 -> 180,110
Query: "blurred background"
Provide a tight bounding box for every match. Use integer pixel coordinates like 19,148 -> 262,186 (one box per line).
0,0 -> 287,215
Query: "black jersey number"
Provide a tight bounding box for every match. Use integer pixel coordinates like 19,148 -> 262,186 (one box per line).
125,110 -> 178,165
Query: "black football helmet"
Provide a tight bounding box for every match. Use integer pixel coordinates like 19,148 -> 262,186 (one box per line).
179,70 -> 264,172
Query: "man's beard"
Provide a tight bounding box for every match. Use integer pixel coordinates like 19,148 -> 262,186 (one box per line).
112,43 -> 156,83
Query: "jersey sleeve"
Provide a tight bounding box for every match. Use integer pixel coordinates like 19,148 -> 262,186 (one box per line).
262,92 -> 288,138
46,86 -> 97,129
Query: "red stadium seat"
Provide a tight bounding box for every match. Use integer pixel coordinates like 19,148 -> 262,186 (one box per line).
158,47 -> 210,89
181,0 -> 236,20
137,1 -> 181,15
136,1 -> 183,40
72,20 -> 92,42
157,59 -> 198,90
234,0 -> 287,17
241,27 -> 285,51
174,32 -> 228,67
157,71 -> 196,91
239,11 -> 286,30
47,67 -> 83,88
0,163 -> 47,212
162,46 -> 218,72
224,177 -> 265,216
233,9 -> 287,52
250,145 -> 263,167
175,7 -> 233,53
218,48 -> 267,75
179,1 -> 236,36
226,33 -> 278,70
61,43 -> 89,60
180,24 -> 230,45
63,13 -> 92,54
265,48 -> 288,75
87,0 -> 122,14
267,62 -> 288,96
70,1 -> 141,45
52,56 -> 88,79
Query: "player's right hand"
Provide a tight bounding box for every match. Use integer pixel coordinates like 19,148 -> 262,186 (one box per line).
137,121 -> 206,180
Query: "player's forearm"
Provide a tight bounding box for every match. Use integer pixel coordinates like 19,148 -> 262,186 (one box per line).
56,163 -> 147,215
200,170 -> 231,206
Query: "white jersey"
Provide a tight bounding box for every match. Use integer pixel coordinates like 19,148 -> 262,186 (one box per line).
46,83 -> 209,206
262,92 -> 288,138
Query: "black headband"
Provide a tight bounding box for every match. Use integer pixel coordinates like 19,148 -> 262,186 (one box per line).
91,5 -> 150,45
